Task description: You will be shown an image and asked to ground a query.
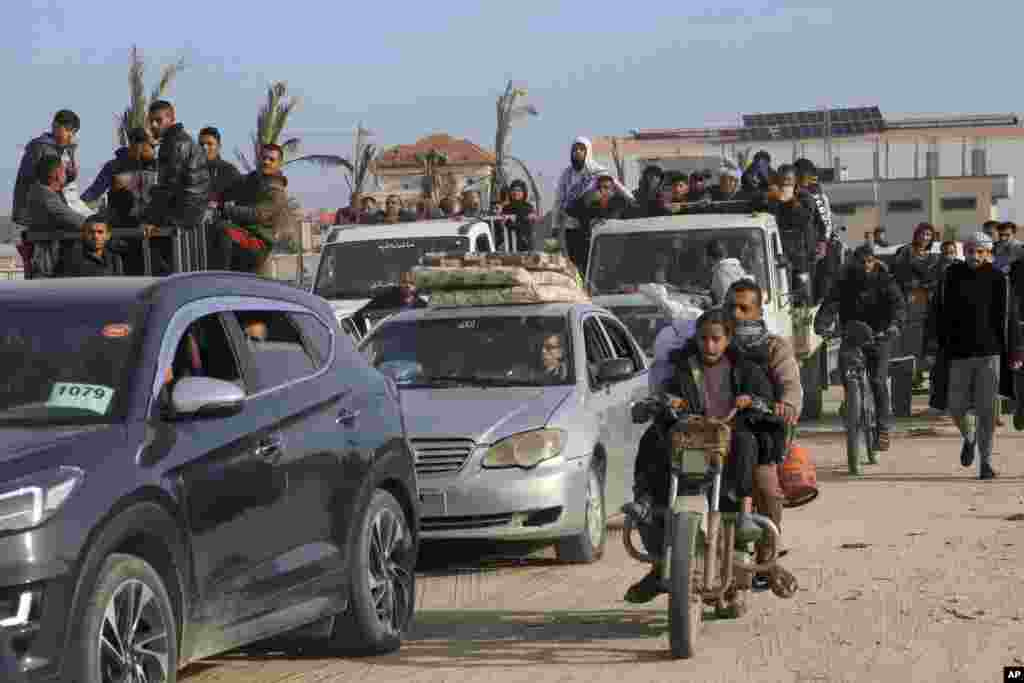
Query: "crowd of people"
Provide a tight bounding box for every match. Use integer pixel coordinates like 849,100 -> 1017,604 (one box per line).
13,104 -> 296,279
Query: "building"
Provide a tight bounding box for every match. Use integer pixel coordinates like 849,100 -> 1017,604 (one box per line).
371,133 -> 495,205
591,108 -> 1024,244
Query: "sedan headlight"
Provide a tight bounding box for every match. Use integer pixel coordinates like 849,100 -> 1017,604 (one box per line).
481,429 -> 566,469
0,466 -> 85,533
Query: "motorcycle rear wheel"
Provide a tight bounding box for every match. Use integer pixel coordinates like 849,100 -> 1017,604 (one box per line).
668,511 -> 702,659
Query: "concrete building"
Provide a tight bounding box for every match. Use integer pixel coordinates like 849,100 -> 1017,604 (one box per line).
371,133 -> 495,205
591,109 -> 1024,244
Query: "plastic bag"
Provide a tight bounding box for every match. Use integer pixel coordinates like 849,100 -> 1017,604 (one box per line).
779,441 -> 819,508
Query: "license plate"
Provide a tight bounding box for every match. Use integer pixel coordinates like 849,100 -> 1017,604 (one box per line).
418,490 -> 445,516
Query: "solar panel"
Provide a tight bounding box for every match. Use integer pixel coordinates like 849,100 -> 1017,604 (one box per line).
738,106 -> 883,141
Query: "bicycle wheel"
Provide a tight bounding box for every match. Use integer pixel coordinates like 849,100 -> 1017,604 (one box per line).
668,511 -> 702,659
844,379 -> 865,475
864,377 -> 879,465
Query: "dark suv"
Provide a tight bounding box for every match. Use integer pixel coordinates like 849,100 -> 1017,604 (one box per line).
0,273 -> 418,682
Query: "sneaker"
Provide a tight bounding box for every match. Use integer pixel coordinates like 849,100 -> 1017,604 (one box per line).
624,570 -> 666,603
960,439 -> 976,467
979,465 -> 999,480
1014,411 -> 1024,432
875,428 -> 891,452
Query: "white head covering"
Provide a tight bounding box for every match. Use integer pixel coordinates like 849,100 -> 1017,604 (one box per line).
966,231 -> 994,249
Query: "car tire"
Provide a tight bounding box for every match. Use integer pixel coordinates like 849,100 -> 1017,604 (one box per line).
555,464 -> 606,564
71,552 -> 179,683
329,489 -> 416,655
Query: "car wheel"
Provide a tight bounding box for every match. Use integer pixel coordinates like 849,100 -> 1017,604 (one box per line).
329,489 -> 416,655
555,464 -> 606,563
72,552 -> 178,683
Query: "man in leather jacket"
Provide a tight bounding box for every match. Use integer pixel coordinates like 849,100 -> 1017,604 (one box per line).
141,100 -> 210,241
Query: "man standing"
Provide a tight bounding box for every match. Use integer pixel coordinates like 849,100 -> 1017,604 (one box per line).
25,157 -> 88,277
140,100 -> 210,250
13,109 -> 82,226
55,216 -> 124,277
198,127 -> 242,204
993,221 -> 1024,274
725,279 -> 803,586
216,144 -> 291,272
926,232 -> 1023,479
814,243 -> 905,451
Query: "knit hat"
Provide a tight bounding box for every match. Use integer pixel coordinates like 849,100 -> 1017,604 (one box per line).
966,231 -> 994,249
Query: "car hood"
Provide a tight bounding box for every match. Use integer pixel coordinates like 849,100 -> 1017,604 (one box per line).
399,386 -> 574,444
0,424 -> 117,467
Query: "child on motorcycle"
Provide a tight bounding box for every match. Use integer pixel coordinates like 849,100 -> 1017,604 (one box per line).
623,307 -> 785,603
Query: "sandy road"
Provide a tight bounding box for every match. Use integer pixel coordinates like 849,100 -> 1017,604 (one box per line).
182,433 -> 1024,683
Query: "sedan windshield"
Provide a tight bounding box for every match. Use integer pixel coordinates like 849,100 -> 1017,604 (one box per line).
588,228 -> 768,296
362,316 -> 574,387
314,236 -> 470,300
0,305 -> 144,425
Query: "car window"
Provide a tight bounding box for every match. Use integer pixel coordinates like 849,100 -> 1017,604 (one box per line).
582,317 -> 613,385
159,314 -> 244,417
599,316 -> 643,374
289,312 -> 332,369
233,311 -> 318,392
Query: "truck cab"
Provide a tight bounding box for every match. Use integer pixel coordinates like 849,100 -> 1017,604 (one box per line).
312,218 -> 498,339
584,210 -> 834,419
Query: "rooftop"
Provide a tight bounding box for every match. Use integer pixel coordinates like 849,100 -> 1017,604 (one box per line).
325,218 -> 490,243
376,133 -> 496,169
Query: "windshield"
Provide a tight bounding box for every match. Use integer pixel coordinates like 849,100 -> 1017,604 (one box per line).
314,236 -> 471,299
362,316 -> 574,387
0,305 -> 144,425
588,228 -> 769,297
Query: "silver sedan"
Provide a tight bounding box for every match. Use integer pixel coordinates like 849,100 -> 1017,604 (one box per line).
359,303 -> 651,562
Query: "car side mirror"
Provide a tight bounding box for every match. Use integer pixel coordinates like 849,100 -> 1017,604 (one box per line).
597,357 -> 634,383
171,377 -> 245,419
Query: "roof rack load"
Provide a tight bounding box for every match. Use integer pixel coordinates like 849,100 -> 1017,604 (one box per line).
414,250 -> 590,307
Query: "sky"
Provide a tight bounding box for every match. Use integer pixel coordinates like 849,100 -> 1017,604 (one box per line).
3,0 -> 1021,215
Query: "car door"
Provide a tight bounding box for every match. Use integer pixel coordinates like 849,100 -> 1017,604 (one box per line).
580,313 -> 620,479
595,314 -> 650,512
147,306 -> 292,632
222,306 -> 362,616
765,229 -> 795,339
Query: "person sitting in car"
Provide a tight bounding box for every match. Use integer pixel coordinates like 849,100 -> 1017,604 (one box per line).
351,271 -> 429,335
506,332 -> 570,384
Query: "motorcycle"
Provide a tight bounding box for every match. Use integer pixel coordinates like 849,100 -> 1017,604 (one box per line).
623,394 -> 798,658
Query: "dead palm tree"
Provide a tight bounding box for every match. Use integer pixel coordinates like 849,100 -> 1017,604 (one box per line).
234,81 -> 350,173
116,45 -> 185,147
492,80 -> 541,205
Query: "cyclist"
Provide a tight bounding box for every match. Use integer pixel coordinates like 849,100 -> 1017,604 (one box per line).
813,243 -> 905,450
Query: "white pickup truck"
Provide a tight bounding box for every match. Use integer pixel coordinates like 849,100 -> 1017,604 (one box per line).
584,212 -> 837,419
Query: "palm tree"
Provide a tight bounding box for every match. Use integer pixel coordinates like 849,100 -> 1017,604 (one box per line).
610,137 -> 627,184
343,123 -> 378,198
116,45 -> 185,147
234,81 -> 350,173
492,80 -> 541,205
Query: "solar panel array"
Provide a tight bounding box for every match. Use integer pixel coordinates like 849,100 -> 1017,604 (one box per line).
738,106 -> 884,142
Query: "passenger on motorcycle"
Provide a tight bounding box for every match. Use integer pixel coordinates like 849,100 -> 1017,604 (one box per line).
814,243 -> 906,450
623,308 -> 785,603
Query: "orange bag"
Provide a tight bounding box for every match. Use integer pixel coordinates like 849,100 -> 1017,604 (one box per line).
779,442 -> 819,508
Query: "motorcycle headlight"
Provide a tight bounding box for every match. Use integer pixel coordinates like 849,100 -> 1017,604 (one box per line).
481,429 -> 566,469
0,466 -> 85,533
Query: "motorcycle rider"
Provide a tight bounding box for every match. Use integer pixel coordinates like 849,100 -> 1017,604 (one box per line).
814,243 -> 906,451
623,308 -> 783,603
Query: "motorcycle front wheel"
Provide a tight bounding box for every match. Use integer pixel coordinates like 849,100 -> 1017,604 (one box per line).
668,511 -> 702,658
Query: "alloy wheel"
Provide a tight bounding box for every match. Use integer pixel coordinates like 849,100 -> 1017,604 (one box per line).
98,579 -> 171,683
367,507 -> 414,636
586,469 -> 605,549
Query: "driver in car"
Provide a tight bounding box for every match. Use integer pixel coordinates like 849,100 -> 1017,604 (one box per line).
622,308 -> 783,603
506,332 -> 569,384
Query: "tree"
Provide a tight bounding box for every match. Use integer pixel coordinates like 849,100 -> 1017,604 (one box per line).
416,149 -> 448,201
234,81 -> 350,173
492,80 -> 541,206
343,122 -> 378,199
116,45 -> 185,147
610,137 -> 627,184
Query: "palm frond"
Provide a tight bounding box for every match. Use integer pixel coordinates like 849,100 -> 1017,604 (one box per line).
353,144 -> 376,193
235,146 -> 254,174
151,56 -> 186,101
283,154 -> 353,170
129,46 -> 146,129
279,137 -> 302,158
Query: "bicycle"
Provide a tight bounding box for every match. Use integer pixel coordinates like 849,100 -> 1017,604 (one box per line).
829,321 -> 890,475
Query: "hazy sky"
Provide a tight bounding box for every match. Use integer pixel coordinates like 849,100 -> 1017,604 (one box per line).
3,0 -> 1019,214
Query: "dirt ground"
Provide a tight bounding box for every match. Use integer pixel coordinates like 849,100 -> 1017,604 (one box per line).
182,433 -> 1024,683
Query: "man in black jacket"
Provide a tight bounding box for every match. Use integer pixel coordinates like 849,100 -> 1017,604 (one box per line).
25,156 -> 88,278
814,243 -> 906,450
12,109 -> 81,226
140,100 -> 210,247
926,232 -> 1023,479
55,216 -> 125,277
199,126 -> 242,203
